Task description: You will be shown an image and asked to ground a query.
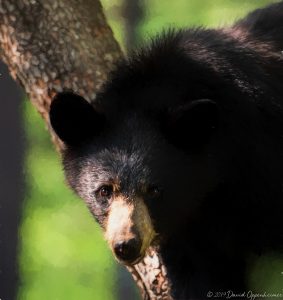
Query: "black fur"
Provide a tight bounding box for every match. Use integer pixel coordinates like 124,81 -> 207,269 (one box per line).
49,2 -> 283,299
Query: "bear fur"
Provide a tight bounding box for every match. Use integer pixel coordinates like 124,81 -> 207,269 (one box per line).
49,2 -> 283,299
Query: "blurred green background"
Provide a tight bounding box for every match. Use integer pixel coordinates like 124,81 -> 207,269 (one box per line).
17,1 -> 282,300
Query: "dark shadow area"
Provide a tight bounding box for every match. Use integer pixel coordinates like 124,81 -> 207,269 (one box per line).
0,62 -> 24,300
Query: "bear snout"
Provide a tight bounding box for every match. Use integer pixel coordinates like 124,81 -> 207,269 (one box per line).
104,195 -> 156,265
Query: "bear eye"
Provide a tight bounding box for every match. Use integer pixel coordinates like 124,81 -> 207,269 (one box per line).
147,185 -> 162,198
97,185 -> 113,198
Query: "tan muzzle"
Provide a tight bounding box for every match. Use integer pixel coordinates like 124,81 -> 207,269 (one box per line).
104,196 -> 156,265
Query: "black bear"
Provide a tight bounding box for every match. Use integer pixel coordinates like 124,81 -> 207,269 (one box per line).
49,2 -> 283,299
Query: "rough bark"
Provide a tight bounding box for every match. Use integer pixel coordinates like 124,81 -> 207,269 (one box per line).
0,0 -> 172,299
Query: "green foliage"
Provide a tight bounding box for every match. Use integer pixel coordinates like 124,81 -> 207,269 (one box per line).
249,254 -> 283,294
140,0 -> 275,34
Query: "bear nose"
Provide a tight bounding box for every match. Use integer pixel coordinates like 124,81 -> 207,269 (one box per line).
114,238 -> 141,263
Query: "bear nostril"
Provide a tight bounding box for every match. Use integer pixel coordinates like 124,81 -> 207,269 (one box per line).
114,238 -> 141,263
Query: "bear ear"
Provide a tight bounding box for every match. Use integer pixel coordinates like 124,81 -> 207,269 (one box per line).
164,99 -> 218,153
49,92 -> 106,146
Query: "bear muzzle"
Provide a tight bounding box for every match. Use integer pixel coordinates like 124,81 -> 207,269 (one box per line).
104,196 -> 156,265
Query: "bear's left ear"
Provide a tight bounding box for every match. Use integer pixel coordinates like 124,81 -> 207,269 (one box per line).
164,99 -> 218,153
49,92 -> 106,146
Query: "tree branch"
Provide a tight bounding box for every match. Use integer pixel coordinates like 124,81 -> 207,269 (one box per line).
0,0 -> 172,299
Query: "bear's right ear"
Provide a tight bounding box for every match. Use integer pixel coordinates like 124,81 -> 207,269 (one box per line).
49,92 -> 106,146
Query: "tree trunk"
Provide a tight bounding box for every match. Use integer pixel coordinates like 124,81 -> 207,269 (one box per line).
0,1 -> 172,299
